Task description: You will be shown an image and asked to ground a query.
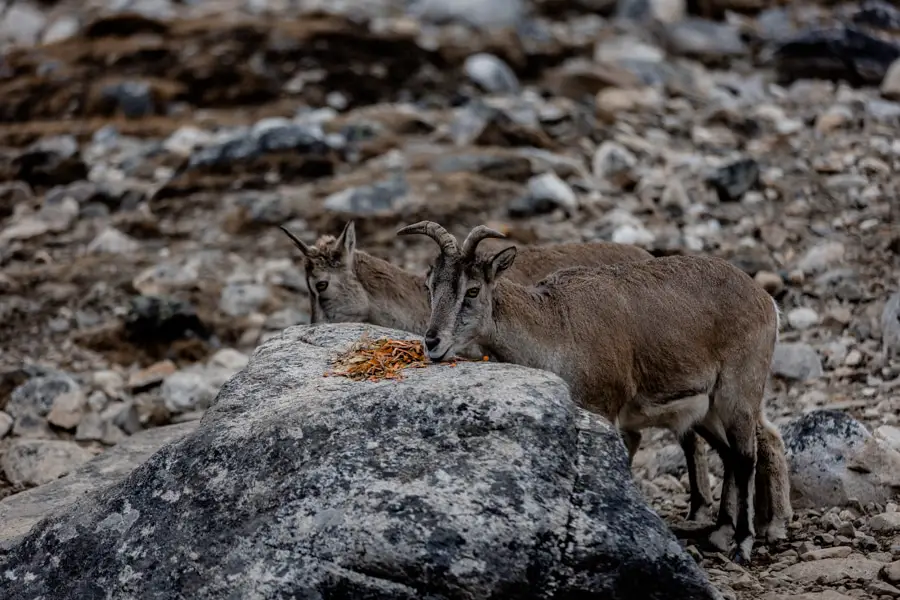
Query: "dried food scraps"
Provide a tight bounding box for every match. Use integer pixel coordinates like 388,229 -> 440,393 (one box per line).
325,335 -> 490,382
326,336 -> 428,381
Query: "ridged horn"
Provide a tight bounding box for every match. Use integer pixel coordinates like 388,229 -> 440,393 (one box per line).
461,225 -> 507,260
396,221 -> 459,256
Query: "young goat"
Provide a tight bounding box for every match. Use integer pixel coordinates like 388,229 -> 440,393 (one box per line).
397,220 -> 792,564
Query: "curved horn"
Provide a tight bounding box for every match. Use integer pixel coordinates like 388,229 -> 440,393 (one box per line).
396,221 -> 459,256
461,225 -> 507,260
279,225 -> 311,256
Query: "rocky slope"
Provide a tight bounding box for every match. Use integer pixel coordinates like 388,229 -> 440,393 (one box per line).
0,0 -> 899,598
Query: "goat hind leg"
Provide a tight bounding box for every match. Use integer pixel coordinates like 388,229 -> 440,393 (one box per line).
755,417 -> 792,543
725,420 -> 757,565
696,424 -> 737,552
680,429 -> 714,522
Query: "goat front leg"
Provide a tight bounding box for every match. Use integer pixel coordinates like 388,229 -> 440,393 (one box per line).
680,430 -> 714,522
621,429 -> 642,463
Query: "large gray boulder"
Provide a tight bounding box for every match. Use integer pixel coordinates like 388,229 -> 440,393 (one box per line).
782,409 -> 900,509
0,323 -> 721,600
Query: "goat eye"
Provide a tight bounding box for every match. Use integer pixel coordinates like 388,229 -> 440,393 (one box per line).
465,287 -> 479,298
315,281 -> 328,292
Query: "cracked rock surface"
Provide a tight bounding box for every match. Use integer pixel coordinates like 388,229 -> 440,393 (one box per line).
0,323 -> 721,600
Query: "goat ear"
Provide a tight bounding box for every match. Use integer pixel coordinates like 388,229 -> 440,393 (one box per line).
488,246 -> 517,281
337,221 -> 357,260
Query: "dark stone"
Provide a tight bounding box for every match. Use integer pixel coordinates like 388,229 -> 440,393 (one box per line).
773,25 -> 900,86
6,372 -> 80,419
0,324 -> 722,600
123,295 -> 208,344
852,0 -> 900,31
12,136 -> 87,189
256,124 -> 329,154
707,158 -> 759,202
100,80 -> 155,119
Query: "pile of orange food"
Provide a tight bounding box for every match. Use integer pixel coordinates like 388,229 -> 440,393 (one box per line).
325,335 -> 489,382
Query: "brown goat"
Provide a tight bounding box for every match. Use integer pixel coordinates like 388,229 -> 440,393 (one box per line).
397,220 -> 793,565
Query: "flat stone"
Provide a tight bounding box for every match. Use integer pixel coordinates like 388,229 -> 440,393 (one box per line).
0,423 -> 198,548
46,389 -> 87,430
800,546 -> 853,561
781,557 -> 883,584
1,440 -> 94,488
883,560 -> 900,584
872,512 -> 900,533
127,360 -> 176,392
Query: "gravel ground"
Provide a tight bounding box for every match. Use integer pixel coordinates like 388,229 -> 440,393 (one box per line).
1,0 -> 899,597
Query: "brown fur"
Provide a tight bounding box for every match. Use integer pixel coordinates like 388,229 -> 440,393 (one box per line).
405,221 -> 793,565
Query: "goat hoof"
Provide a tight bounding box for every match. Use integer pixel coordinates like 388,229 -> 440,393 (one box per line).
729,537 -> 754,566
728,547 -> 750,566
764,520 -> 788,544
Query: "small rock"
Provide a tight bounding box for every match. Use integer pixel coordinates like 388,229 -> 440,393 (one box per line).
12,412 -> 54,439
75,411 -> 127,445
6,372 -> 82,419
0,2 -> 47,46
801,546 -> 853,561
209,348 -> 250,372
124,296 -> 207,344
781,556 -> 883,584
0,412 -> 13,438
875,425 -> 900,453
161,371 -> 217,414
882,58 -> 900,100
322,171 -> 408,216
164,126 -> 214,157
592,141 -> 637,187
46,389 -> 87,430
127,360 -> 177,393
218,282 -> 271,318
509,172 -> 578,218
797,241 -> 845,276
782,410 -> 900,509
707,158 -> 759,202
787,307 -> 819,331
86,227 -> 140,254
42,15 -> 80,44
844,349 -> 863,367
815,105 -> 853,133
882,292 -> 900,362
463,53 -> 519,94
774,25 -> 900,86
663,18 -> 748,61
869,581 -> 900,597
87,391 -> 109,413
1,439 -> 94,487
101,80 -> 155,119
102,401 -> 142,436
0,181 -> 33,220
595,87 -> 662,116
409,0 -> 524,29
93,370 -> 125,399
872,512 -> 900,533
772,343 -> 823,381
883,561 -> 900,584
755,271 -> 784,296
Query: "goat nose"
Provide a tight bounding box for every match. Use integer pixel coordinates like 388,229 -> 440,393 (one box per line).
424,331 -> 440,352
